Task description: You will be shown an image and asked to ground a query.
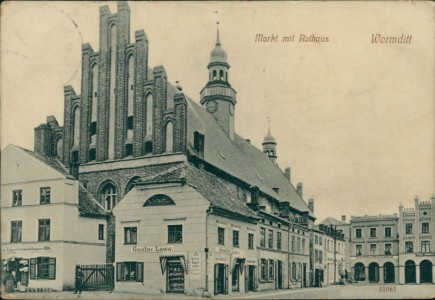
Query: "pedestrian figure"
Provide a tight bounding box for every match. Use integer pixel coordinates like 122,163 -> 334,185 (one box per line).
73,267 -> 83,294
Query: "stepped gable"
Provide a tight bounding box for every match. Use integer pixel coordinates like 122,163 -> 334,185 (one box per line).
185,97 -> 313,217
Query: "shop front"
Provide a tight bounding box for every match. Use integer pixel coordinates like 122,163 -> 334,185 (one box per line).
160,255 -> 188,293
245,259 -> 257,292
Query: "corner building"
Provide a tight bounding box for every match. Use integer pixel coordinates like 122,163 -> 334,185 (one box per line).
31,2 -> 316,295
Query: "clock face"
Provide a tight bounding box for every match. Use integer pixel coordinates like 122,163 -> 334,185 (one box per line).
206,100 -> 218,114
229,104 -> 234,116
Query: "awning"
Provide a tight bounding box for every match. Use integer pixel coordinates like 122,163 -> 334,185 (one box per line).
232,258 -> 246,275
159,254 -> 188,275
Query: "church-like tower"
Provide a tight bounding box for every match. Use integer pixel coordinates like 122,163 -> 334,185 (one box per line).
263,127 -> 277,163
200,22 -> 237,140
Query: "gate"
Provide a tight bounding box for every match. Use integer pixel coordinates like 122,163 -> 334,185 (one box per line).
76,264 -> 114,291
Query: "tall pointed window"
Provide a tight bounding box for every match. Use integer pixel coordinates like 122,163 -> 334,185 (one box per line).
145,94 -> 153,138
165,122 -> 174,153
72,106 -> 80,148
100,183 -> 117,211
90,63 -> 98,146
108,24 -> 117,159
126,55 -> 135,139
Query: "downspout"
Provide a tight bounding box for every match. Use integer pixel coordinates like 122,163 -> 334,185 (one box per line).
205,206 -> 213,292
287,223 -> 290,289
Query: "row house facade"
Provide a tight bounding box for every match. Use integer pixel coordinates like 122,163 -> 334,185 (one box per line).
1,145 -> 107,291
4,1 -> 324,295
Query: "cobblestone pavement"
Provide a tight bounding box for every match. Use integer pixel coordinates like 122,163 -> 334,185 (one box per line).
2,284 -> 434,300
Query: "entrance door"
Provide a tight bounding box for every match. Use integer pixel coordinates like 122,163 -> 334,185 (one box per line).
405,260 -> 416,284
232,263 -> 240,292
277,261 -> 283,289
368,263 -> 379,283
315,269 -> 320,287
246,266 -> 256,291
214,264 -> 228,295
303,263 -> 307,287
420,260 -> 433,283
166,261 -> 185,293
383,262 -> 395,283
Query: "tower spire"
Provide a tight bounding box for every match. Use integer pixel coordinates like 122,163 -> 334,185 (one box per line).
216,21 -> 221,46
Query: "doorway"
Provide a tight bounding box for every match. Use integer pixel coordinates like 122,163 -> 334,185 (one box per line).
277,261 -> 283,289
405,260 -> 416,284
214,264 -> 228,295
368,262 -> 379,283
383,262 -> 395,283
245,266 -> 256,292
420,260 -> 432,283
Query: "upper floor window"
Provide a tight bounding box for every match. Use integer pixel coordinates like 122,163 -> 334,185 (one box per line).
248,233 -> 254,250
124,227 -> 137,245
422,223 -> 429,234
405,223 -> 413,234
356,244 -> 362,256
40,187 -> 51,204
268,230 -> 273,249
291,236 -> 295,253
233,230 -> 239,248
168,225 -> 183,244
385,227 -> 391,237
315,235 -> 318,244
277,232 -> 282,251
405,241 -> 413,253
370,228 -> 376,238
11,221 -> 22,243
212,70 -> 217,81
421,241 -> 430,253
12,190 -> 22,207
319,236 -> 322,245
370,244 -> 376,255
38,219 -> 50,242
385,243 -> 392,255
302,238 -> 306,255
100,183 -> 117,211
219,70 -> 224,80
356,228 -> 362,238
98,224 -> 105,240
218,227 -> 225,245
260,228 -> 265,247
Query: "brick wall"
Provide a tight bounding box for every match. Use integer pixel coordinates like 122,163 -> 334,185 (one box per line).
152,66 -> 167,154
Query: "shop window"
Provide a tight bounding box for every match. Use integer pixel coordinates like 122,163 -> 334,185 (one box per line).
11,221 -> 22,243
233,230 -> 239,248
405,241 -> 413,253
116,262 -> 144,282
356,228 -> 362,238
144,141 -> 153,154
98,224 -> 105,240
260,259 -> 267,281
124,227 -> 137,245
422,223 -> 429,234
40,187 -> 51,204
38,219 -> 50,241
385,227 -> 391,237
218,227 -> 225,245
30,257 -> 56,280
268,259 -> 274,280
248,233 -> 254,249
88,148 -> 96,161
421,241 -> 430,253
405,223 -> 412,234
260,228 -> 265,247
168,225 -> 183,243
12,190 -> 22,207
268,230 -> 273,249
370,228 -> 376,238
125,144 -> 133,156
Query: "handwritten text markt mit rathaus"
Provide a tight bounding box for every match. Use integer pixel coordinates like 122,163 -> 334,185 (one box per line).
255,34 -> 330,43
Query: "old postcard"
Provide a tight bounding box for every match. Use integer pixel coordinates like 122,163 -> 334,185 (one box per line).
1,1 -> 433,299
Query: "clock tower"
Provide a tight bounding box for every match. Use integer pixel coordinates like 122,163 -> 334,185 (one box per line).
200,21 -> 237,140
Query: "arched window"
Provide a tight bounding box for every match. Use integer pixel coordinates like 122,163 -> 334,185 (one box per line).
100,182 -> 118,211
212,70 -> 217,80
72,106 -> 80,148
108,24 -> 117,159
219,70 -> 224,80
145,93 -> 153,138
56,138 -> 63,160
165,122 -> 174,153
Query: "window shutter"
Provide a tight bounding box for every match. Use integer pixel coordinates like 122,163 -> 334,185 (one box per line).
48,258 -> 56,279
30,258 -> 37,279
136,262 -> 144,282
116,263 -> 122,282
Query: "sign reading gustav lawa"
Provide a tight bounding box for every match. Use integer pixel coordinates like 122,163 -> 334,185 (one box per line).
131,245 -> 175,253
143,194 -> 175,207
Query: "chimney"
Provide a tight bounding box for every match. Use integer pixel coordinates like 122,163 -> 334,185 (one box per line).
284,167 -> 291,182
308,198 -> 314,213
296,182 -> 303,198
341,215 -> 346,222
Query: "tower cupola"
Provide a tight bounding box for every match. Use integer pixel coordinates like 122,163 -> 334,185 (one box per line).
200,20 -> 237,140
263,123 -> 277,163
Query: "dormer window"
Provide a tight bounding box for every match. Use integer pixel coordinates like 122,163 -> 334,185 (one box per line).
193,131 -> 205,157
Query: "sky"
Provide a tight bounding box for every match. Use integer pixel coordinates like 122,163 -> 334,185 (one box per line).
1,1 -> 433,223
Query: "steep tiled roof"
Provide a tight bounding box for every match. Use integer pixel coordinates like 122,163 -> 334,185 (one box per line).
136,162 -> 258,220
78,184 -> 107,217
185,98 -> 314,218
18,147 -> 69,177
320,216 -> 345,226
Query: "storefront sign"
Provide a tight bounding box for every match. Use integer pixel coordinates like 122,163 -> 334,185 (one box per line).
215,246 -> 231,254
3,246 -> 51,253
190,252 -> 201,279
131,245 -> 175,253
232,249 -> 245,256
416,253 -> 435,257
